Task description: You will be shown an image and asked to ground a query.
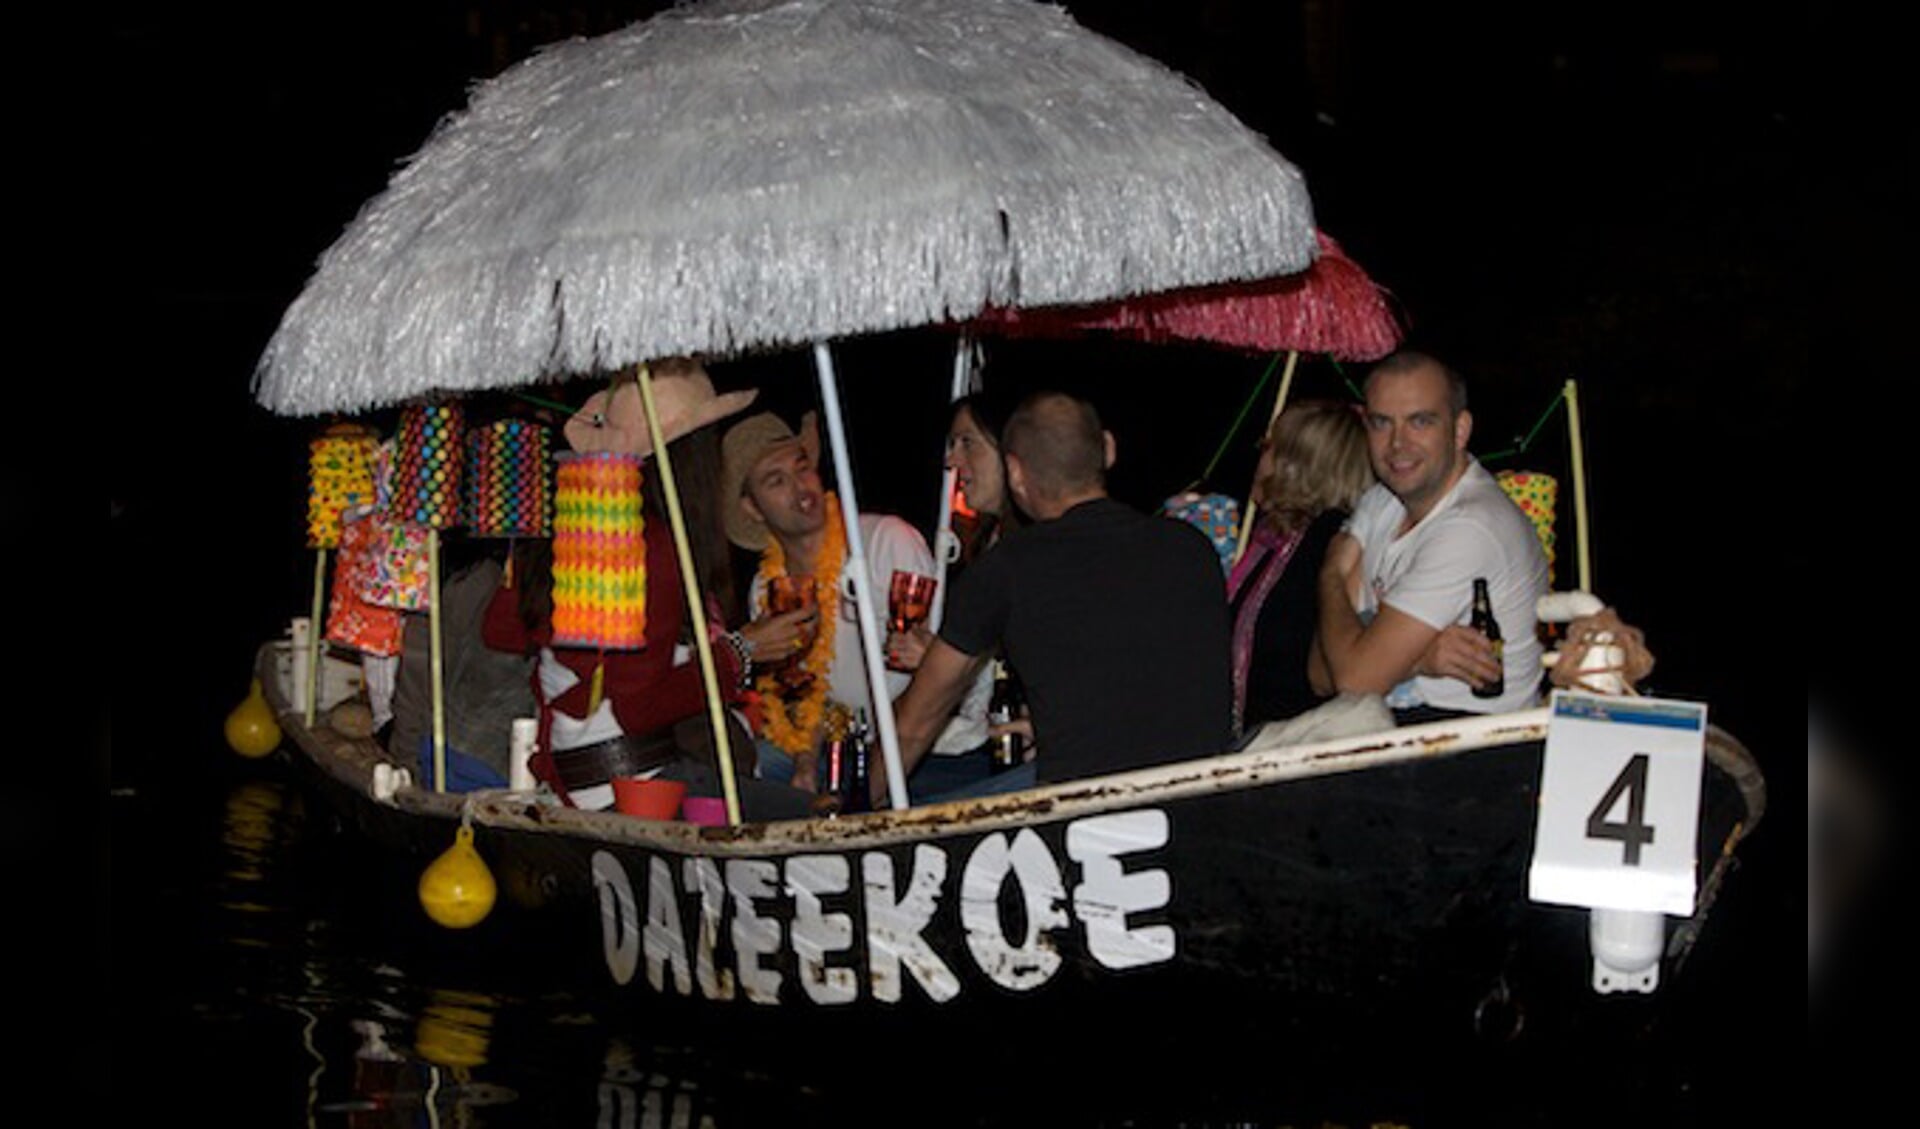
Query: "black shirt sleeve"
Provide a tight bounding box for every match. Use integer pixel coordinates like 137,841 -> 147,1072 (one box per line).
937,540 -> 1011,658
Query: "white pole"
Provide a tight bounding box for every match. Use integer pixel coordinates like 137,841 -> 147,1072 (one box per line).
811,342 -> 910,812
928,334 -> 973,633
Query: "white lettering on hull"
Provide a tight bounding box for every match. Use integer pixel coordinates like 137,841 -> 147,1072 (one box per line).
727,859 -> 783,1004
960,829 -> 1069,991
864,846 -> 961,1003
1068,810 -> 1176,969
590,806 -> 1177,1005
786,854 -> 857,1005
682,858 -> 735,1001
591,852 -> 640,987
643,856 -> 691,995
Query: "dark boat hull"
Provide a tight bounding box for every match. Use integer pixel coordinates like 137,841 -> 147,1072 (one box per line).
264,644 -> 1762,1034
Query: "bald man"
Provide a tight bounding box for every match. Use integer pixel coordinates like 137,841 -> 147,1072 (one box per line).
883,391 -> 1233,799
1314,352 -> 1549,721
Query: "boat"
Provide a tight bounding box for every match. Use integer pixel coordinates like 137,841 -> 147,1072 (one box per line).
254,638 -> 1764,1031
237,0 -> 1768,1041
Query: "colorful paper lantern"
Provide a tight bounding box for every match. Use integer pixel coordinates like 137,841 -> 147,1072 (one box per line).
327,508 -> 404,656
1160,491 -> 1242,572
550,451 -> 647,650
306,424 -> 379,549
392,402 -> 465,529
357,514 -> 434,611
1497,469 -> 1559,585
465,419 -> 553,538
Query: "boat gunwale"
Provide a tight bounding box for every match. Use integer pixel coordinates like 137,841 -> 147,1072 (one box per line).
256,641 -> 1760,860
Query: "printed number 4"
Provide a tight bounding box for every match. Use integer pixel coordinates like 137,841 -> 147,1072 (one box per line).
1585,753 -> 1655,866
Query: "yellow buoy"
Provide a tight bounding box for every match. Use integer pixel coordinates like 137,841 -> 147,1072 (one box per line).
224,678 -> 283,759
419,824 -> 497,929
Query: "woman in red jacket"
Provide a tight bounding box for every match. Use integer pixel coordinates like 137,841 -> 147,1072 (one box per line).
484,363 -> 814,817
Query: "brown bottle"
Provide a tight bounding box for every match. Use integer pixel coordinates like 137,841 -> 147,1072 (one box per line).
1470,577 -> 1505,699
988,659 -> 1026,773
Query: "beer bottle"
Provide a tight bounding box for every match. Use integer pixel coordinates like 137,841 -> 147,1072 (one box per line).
841,709 -> 873,814
1470,577 -> 1505,700
988,658 -> 1027,773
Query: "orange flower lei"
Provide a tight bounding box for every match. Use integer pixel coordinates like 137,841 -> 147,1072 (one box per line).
755,493 -> 846,754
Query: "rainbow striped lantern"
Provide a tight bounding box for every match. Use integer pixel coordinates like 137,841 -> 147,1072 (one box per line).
550,451 -> 647,650
465,420 -> 553,538
306,424 -> 380,550
392,402 -> 466,529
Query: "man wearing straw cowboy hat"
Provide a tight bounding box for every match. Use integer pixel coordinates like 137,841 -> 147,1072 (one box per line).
721,409 -> 946,790
1314,351 -> 1549,721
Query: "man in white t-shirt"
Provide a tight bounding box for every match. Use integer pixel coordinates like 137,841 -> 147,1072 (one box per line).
722,411 -> 952,787
1314,352 -> 1549,719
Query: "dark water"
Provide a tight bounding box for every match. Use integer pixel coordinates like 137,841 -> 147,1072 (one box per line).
104,725 -> 1795,1128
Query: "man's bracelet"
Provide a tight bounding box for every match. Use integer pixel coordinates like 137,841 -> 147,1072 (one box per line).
720,631 -> 755,688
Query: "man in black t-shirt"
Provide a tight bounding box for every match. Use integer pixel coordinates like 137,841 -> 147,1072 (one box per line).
883,392 -> 1233,797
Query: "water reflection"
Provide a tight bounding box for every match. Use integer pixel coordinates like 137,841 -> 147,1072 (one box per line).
126,770 -> 753,1128
114,757 -> 1777,1126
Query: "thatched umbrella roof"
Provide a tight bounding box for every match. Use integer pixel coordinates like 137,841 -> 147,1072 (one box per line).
254,0 -> 1318,416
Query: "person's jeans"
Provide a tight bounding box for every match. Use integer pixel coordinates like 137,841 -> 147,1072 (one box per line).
759,737 -> 1027,804
753,737 -> 803,787
919,760 -> 1036,802
906,744 -> 996,803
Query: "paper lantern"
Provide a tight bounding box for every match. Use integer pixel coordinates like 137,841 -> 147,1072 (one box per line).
392,402 -> 465,529
327,508 -> 404,656
306,424 -> 379,549
550,451 -> 647,650
1497,469 -> 1559,585
1160,491 -> 1242,572
465,419 -> 553,538
358,514 -> 433,611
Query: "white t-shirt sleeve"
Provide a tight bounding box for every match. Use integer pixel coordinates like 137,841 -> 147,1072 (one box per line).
863,515 -> 936,583
1343,485 -> 1395,549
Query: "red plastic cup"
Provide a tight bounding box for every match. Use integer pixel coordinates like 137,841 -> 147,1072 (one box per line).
612,776 -> 686,820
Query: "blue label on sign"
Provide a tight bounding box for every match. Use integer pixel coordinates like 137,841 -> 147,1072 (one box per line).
1553,695 -> 1704,731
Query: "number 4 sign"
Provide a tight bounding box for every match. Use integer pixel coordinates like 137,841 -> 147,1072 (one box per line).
1529,691 -> 1707,916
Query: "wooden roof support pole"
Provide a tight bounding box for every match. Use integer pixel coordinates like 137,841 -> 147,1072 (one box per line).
1227,349 -> 1300,570
636,363 -> 745,826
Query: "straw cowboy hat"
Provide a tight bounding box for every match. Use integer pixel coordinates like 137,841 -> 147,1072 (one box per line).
720,409 -> 821,551
563,358 -> 758,457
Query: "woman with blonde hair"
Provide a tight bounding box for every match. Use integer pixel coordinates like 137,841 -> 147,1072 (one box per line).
1229,398 -> 1375,729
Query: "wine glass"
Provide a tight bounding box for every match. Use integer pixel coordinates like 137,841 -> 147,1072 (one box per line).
765,576 -> 818,690
887,570 -> 937,636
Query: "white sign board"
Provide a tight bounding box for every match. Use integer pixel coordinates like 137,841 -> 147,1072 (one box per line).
1529,691 -> 1706,916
